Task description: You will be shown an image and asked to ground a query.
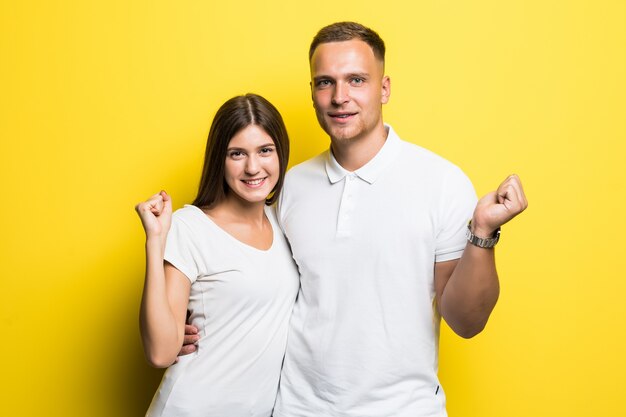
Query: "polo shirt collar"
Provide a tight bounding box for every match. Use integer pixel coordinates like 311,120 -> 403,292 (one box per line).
325,124 -> 401,184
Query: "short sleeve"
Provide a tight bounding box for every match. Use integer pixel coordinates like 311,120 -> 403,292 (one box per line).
164,216 -> 199,283
434,167 -> 477,262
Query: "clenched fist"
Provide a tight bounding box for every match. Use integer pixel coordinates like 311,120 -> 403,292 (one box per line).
471,174 -> 528,238
135,191 -> 173,242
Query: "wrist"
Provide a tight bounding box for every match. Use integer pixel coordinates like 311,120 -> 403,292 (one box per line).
145,235 -> 166,250
470,226 -> 497,239
466,220 -> 500,248
469,219 -> 498,238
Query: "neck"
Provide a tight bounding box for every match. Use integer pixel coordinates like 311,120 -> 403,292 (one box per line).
208,194 -> 267,225
330,123 -> 388,172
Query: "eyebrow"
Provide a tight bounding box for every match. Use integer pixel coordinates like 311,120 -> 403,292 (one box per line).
227,143 -> 276,151
347,72 -> 369,78
313,72 -> 370,82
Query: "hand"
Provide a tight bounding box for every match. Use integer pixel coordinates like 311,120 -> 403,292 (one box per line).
174,324 -> 199,362
135,191 -> 172,240
471,174 -> 528,237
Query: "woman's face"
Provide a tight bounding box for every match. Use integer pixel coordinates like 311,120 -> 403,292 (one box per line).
224,124 -> 280,205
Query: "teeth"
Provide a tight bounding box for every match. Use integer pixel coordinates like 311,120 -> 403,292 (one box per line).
244,178 -> 264,185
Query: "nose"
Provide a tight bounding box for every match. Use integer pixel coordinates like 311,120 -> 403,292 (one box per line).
331,82 -> 349,106
244,155 -> 260,175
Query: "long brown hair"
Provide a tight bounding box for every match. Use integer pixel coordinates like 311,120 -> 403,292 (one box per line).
192,94 -> 289,208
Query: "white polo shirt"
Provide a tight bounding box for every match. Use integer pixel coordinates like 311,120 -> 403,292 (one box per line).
274,126 -> 477,417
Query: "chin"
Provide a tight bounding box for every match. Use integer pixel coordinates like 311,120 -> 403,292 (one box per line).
329,128 -> 361,143
233,189 -> 272,205
327,120 -> 366,141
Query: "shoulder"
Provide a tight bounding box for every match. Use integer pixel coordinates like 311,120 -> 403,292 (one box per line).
386,127 -> 474,195
278,151 -> 328,221
403,140 -> 460,171
172,204 -> 200,219
170,205 -> 205,230
396,137 -> 470,184
285,151 -> 327,181
282,151 -> 329,194
264,203 -> 279,223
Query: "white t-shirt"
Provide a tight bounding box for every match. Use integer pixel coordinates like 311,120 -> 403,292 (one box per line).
274,126 -> 477,417
146,204 -> 299,417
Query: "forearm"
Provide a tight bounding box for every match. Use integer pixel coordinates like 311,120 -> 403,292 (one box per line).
438,173 -> 527,338
439,244 -> 500,338
139,238 -> 184,367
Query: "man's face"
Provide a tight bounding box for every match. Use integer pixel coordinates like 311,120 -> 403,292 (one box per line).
310,39 -> 390,144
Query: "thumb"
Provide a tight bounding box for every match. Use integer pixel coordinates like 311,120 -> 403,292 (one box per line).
160,190 -> 172,215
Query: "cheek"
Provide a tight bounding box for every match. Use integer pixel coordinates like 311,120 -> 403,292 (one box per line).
354,88 -> 374,103
267,155 -> 280,173
313,91 -> 329,107
224,161 -> 241,178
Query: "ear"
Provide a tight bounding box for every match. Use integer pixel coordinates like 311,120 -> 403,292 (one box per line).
310,81 -> 314,106
381,75 -> 391,104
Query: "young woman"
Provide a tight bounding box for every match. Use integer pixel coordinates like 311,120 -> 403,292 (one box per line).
135,94 -> 299,417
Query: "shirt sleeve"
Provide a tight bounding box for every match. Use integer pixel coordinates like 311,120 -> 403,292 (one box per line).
164,215 -> 200,283
434,166 -> 477,262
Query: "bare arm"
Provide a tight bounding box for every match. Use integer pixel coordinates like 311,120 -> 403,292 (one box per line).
435,246 -> 499,338
136,191 -> 191,367
435,175 -> 527,338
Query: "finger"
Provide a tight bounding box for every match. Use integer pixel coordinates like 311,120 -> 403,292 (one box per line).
183,333 -> 200,345
184,324 -> 198,335
144,192 -> 164,207
499,174 -> 519,190
148,195 -> 165,216
506,175 -> 527,207
495,180 -> 513,206
179,343 -> 197,356
494,176 -> 510,204
497,181 -> 525,214
506,177 -> 527,211
497,182 -> 518,209
161,190 -> 173,215
135,200 -> 158,217
479,190 -> 498,207
497,174 -> 521,199
508,175 -> 528,210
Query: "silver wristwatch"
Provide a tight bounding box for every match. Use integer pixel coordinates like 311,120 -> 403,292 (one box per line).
466,221 -> 500,248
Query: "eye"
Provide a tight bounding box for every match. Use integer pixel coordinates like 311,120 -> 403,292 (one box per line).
316,79 -> 332,88
260,147 -> 275,156
351,77 -> 364,85
229,150 -> 245,160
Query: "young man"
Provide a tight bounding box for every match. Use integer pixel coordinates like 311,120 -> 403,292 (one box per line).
273,22 -> 526,417
185,22 -> 527,417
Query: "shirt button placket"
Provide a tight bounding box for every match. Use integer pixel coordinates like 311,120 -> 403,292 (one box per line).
337,174 -> 356,237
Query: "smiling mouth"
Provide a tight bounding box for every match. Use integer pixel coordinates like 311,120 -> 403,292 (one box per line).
329,112 -> 357,120
242,177 -> 266,187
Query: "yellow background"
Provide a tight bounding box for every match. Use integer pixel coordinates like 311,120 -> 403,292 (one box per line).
2,1 -> 625,416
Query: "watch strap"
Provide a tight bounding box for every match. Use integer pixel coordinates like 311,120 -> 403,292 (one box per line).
466,221 -> 500,248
